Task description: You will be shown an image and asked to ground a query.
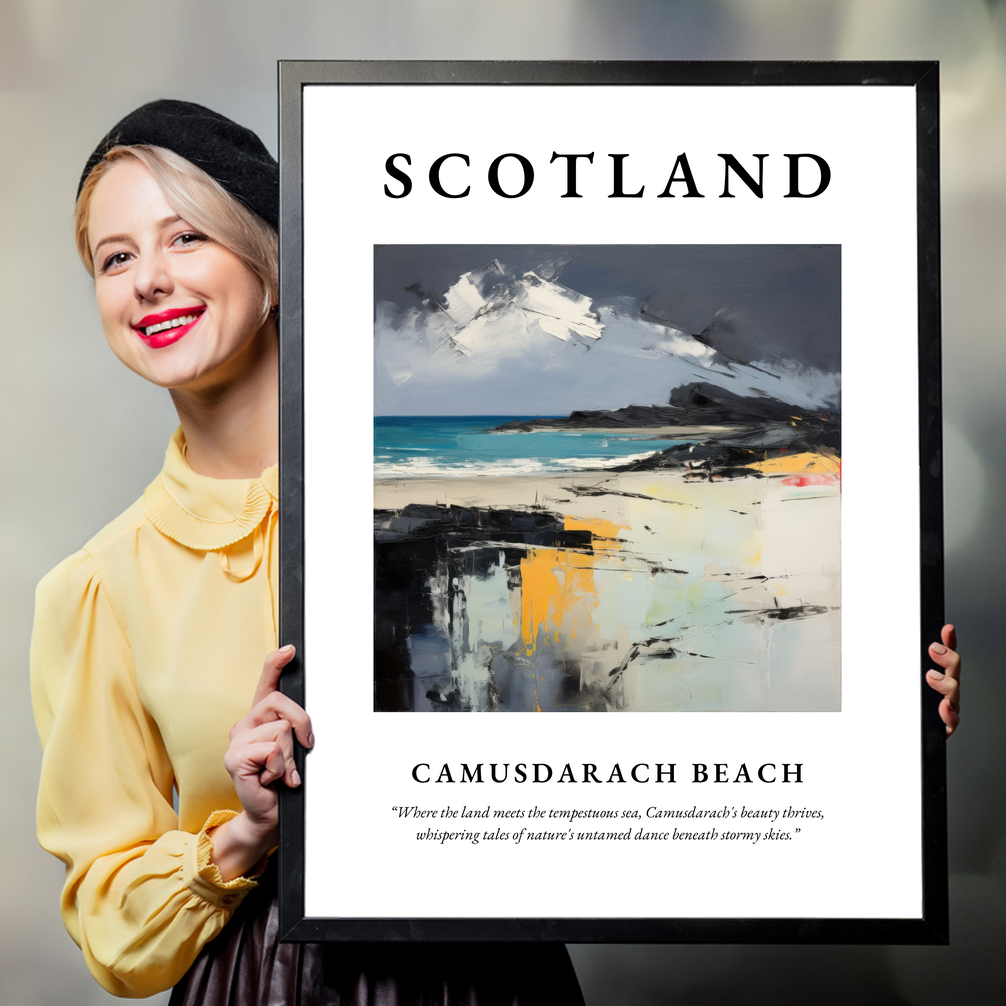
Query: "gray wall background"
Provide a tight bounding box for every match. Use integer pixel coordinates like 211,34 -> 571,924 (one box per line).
1,2 -> 1003,1003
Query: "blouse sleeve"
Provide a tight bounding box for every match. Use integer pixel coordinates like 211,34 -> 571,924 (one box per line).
31,549 -> 262,998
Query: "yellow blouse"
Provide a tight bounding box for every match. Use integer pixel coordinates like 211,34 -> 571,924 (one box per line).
31,429 -> 279,998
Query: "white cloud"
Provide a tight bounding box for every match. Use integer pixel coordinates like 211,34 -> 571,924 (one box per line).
375,259 -> 840,416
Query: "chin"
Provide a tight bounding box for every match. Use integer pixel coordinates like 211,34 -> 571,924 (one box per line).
110,322 -> 271,394
122,354 -> 215,391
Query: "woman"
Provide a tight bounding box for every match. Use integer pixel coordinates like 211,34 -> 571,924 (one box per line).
31,99 -> 585,1003
32,99 -> 962,1003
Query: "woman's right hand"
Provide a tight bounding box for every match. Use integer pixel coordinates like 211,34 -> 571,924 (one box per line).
209,645 -> 314,881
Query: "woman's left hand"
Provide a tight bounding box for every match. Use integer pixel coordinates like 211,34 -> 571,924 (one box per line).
926,624 -> 961,737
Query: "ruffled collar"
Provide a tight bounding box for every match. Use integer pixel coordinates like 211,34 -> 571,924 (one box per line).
143,428 -> 278,551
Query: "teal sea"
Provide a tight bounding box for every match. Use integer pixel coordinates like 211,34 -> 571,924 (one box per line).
374,416 -> 692,478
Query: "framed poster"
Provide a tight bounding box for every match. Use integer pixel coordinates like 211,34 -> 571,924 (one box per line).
277,61 -> 945,943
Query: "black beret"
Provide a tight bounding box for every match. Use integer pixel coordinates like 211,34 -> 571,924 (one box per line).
78,99 -> 278,228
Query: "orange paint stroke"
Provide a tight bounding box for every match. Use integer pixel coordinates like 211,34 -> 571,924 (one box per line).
749,451 -> 841,482
518,515 -> 627,656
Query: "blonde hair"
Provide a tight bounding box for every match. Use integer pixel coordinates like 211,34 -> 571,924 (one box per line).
75,145 -> 278,322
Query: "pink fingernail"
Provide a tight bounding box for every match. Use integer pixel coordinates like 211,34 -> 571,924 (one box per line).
928,669 -> 944,680
291,768 -> 301,787
931,643 -> 947,655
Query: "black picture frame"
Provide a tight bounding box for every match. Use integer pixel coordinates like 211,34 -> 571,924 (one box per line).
277,60 -> 945,944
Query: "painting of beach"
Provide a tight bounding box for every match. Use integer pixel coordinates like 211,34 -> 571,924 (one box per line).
374,245 -> 841,712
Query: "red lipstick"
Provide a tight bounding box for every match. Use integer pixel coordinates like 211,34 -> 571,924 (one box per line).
132,306 -> 205,349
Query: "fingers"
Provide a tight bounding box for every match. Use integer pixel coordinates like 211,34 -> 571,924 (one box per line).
244,644 -> 314,750
939,697 -> 961,737
941,623 -> 957,653
927,624 -> 961,737
221,646 -> 311,835
926,666 -> 959,706
230,740 -> 288,787
252,644 -> 297,706
233,689 -> 314,750
928,630 -> 961,683
923,682 -> 960,737
928,645 -> 961,680
226,720 -> 301,788
224,645 -> 313,810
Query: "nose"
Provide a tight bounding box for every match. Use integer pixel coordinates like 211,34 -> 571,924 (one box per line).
133,247 -> 173,303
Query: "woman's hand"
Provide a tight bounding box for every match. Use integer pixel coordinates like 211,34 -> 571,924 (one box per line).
209,645 -> 314,881
926,624 -> 961,738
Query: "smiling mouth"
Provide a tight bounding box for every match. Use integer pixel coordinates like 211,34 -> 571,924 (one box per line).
142,313 -> 199,337
131,307 -> 207,349
134,307 -> 206,338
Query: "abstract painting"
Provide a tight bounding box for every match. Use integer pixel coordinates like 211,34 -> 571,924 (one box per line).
374,245 -> 841,713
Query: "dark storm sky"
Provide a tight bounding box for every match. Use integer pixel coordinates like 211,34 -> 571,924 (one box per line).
374,244 -> 841,372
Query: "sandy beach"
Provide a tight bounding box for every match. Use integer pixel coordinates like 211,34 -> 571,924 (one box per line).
374,459 -> 841,713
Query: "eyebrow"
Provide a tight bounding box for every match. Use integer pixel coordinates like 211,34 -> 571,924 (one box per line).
91,215 -> 185,258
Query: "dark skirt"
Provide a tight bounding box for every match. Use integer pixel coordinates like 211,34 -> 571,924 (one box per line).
169,869 -> 585,1006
